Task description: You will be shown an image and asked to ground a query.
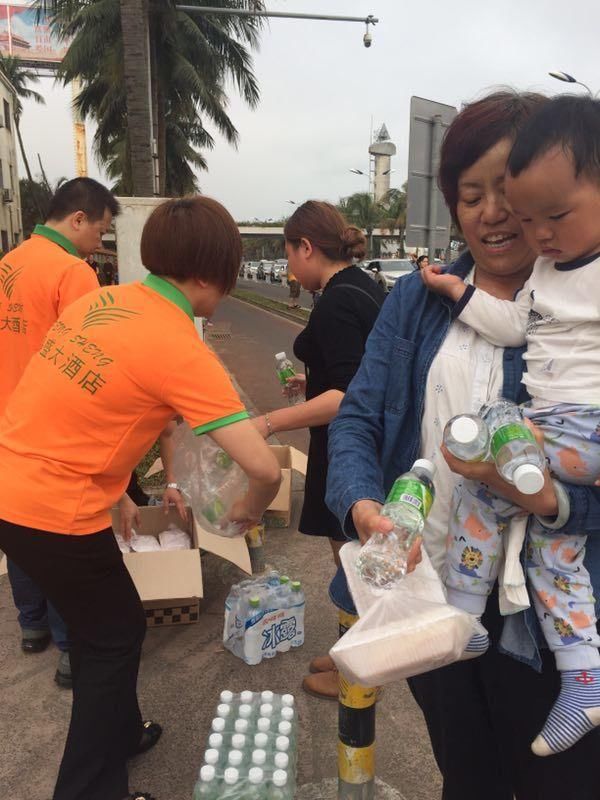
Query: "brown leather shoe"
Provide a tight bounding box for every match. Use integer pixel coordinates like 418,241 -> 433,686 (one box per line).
309,654 -> 337,674
302,669 -> 339,700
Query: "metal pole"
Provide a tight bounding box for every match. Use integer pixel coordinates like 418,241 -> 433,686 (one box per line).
426,114 -> 442,260
176,7 -> 379,25
337,610 -> 378,800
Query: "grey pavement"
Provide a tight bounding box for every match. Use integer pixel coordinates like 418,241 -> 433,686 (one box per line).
0,297 -> 442,800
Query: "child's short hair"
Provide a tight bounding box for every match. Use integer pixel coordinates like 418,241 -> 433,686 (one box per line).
508,94 -> 600,181
140,196 -> 242,294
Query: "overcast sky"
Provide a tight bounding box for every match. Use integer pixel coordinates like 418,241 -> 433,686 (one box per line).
17,0 -> 596,221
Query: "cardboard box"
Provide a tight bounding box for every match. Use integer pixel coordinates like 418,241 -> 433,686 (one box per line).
111,505 -> 251,626
264,445 -> 293,528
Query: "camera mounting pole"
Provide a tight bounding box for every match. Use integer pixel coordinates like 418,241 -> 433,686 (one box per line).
176,6 -> 379,33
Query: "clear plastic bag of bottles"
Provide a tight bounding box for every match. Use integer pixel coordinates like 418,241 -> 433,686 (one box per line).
171,422 -> 248,538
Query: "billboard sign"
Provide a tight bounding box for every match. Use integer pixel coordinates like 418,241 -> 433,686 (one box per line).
0,3 -> 67,64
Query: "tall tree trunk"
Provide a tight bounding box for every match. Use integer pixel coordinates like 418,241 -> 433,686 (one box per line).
15,115 -> 45,221
119,0 -> 155,196
156,79 -> 167,196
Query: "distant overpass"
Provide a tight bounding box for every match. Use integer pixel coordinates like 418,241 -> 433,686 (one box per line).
237,225 -> 400,239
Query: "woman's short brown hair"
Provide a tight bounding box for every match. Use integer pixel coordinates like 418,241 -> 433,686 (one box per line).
284,200 -> 366,262
438,90 -> 548,225
140,196 -> 242,294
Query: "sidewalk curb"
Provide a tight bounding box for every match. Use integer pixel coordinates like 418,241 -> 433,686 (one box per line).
231,289 -> 310,325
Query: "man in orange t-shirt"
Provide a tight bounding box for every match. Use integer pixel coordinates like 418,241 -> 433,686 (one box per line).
0,177 -> 119,687
0,197 -> 281,800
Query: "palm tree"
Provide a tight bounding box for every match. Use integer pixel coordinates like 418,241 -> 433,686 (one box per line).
0,54 -> 45,191
340,192 -> 383,257
378,184 -> 407,255
40,0 -> 263,196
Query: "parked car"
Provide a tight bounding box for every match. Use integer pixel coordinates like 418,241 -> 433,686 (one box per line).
366,258 -> 416,292
270,261 -> 287,283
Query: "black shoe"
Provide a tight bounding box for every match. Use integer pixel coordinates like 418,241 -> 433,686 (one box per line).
21,631 -> 51,653
54,651 -> 72,690
129,721 -> 163,757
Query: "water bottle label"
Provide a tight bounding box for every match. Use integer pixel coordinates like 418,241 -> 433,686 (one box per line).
277,366 -> 295,385
386,478 -> 433,519
490,423 -> 535,459
261,615 -> 297,650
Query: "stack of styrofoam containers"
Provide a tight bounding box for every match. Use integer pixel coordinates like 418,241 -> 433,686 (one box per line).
193,690 -> 298,799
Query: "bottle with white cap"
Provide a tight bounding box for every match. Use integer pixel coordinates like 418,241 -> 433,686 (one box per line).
230,734 -> 249,762
193,764 -> 219,800
247,766 -> 267,800
234,718 -> 249,735
281,694 -> 294,708
251,748 -> 267,768
243,597 -> 266,666
240,690 -> 255,705
211,717 -> 226,735
256,716 -> 271,733
481,398 -> 545,495
274,352 -> 302,405
356,459 -> 437,590
227,749 -> 244,770
220,690 -> 234,705
267,768 -> 291,800
279,706 -> 294,724
254,732 -> 270,752
221,767 -> 242,799
443,413 -> 490,462
203,748 -> 222,769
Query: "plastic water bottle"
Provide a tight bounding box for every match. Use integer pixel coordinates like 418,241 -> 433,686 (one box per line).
356,459 -> 436,590
221,767 -> 241,799
482,399 -> 545,494
194,764 -> 219,800
243,598 -> 264,666
254,732 -> 269,751
281,694 -> 294,708
290,582 -> 305,648
443,414 -> 490,461
240,690 -> 255,705
267,769 -> 291,800
247,767 -> 267,800
280,706 -> 294,723
215,449 -> 233,470
275,352 -> 302,405
274,751 -> 290,771
256,717 -> 271,733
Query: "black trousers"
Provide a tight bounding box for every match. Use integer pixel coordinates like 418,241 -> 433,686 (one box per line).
408,591 -> 600,800
0,519 -> 146,800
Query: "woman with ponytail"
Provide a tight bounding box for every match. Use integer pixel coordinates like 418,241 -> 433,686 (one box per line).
253,200 -> 385,698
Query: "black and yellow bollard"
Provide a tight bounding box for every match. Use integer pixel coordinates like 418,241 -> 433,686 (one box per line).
337,610 -> 377,799
245,522 -> 265,574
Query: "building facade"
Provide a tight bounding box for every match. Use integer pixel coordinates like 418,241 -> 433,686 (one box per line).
0,69 -> 22,253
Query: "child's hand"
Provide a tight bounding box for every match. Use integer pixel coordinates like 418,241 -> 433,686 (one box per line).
421,263 -> 466,302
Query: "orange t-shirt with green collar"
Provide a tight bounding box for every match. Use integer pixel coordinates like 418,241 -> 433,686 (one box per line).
0,224 -> 99,415
0,275 -> 248,535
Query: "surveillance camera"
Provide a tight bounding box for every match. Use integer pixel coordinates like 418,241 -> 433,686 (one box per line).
363,31 -> 372,48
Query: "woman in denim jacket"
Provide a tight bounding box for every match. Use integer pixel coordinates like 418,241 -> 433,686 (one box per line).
326,91 -> 600,800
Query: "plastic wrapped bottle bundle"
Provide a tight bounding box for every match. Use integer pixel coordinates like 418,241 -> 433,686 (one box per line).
223,570 -> 305,665
193,691 -> 298,799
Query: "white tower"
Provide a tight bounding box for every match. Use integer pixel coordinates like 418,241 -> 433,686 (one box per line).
369,124 -> 396,202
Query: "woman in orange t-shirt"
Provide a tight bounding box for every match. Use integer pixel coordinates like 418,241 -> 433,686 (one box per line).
0,197 -> 281,800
